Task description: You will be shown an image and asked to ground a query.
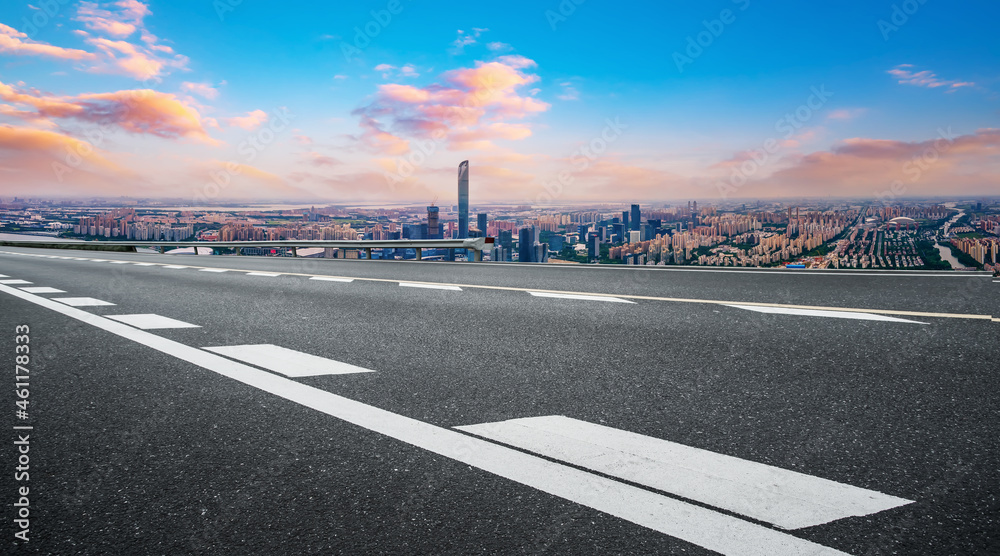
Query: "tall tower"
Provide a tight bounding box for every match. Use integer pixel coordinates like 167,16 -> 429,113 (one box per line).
427,205 -> 439,239
458,160 -> 470,239
630,204 -> 641,231
477,213 -> 487,236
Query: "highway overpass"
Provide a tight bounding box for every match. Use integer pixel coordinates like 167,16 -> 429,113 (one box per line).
1,245 -> 998,555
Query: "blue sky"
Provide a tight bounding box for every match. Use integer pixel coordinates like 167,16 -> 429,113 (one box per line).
0,0 -> 997,201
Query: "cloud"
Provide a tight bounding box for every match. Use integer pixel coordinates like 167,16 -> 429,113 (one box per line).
0,23 -> 97,61
353,56 -> 549,155
302,151 -> 340,167
181,82 -> 219,100
226,109 -> 268,130
826,108 -> 866,121
557,81 -> 580,101
0,124 -> 124,173
333,74 -> 349,80
451,27 -> 488,53
887,65 -> 975,91
754,128 -> 1000,196
374,63 -> 419,79
85,36 -> 188,80
486,42 -> 512,53
0,80 -> 218,144
75,0 -> 150,38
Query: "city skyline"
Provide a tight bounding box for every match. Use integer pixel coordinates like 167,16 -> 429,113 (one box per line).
0,1 -> 998,203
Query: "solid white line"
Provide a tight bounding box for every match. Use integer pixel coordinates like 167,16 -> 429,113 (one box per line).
726,304 -> 927,324
106,314 -> 201,330
52,297 -> 115,307
163,265 -> 189,269
246,271 -> 281,277
198,268 -> 229,273
457,416 -> 912,530
0,282 -> 852,556
19,287 -> 66,294
310,276 -> 355,282
0,279 -> 32,285
399,282 -> 462,291
529,291 -> 635,304
204,344 -> 375,377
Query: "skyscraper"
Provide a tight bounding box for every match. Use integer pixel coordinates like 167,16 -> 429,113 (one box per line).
427,205 -> 439,239
621,210 -> 629,232
518,227 -> 534,263
630,204 -> 641,231
458,160 -> 469,239
477,213 -> 487,236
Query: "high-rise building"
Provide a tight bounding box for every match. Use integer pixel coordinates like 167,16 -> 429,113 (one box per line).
630,204 -> 641,231
518,227 -> 534,262
427,205 -> 440,239
621,210 -> 629,232
588,234 -> 600,260
458,160 -> 469,239
477,212 -> 487,236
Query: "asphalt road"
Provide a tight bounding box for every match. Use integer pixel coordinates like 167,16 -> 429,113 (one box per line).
1,246 -> 998,555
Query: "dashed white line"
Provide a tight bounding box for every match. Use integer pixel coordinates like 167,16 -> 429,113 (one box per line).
52,297 -> 115,307
109,260 -> 131,264
204,344 -> 375,377
246,272 -> 281,277
163,265 -> 189,269
19,287 -> 66,294
0,282 -> 855,556
399,282 -> 462,291
529,291 -> 635,304
310,276 -> 355,283
88,259 -> 110,262
0,274 -> 8,278
198,268 -> 229,273
133,262 -> 158,266
726,304 -> 928,324
106,314 -> 201,330
458,415 -> 912,530
0,279 -> 32,285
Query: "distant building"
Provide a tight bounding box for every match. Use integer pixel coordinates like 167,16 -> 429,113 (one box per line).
588,234 -> 600,260
427,206 -> 440,239
458,161 -> 469,239
630,204 -> 641,231
477,213 -> 487,236
518,227 -> 534,262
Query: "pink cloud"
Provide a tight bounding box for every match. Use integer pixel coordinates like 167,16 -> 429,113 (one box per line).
354,56 -> 550,155
226,109 -> 268,130
0,80 -> 218,144
181,82 -> 219,100
887,65 -> 975,91
0,23 -> 96,61
75,0 -> 151,38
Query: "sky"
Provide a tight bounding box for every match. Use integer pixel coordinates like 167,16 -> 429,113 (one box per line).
0,0 -> 997,204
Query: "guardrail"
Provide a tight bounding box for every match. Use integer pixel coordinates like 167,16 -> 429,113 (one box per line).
0,238 -> 491,261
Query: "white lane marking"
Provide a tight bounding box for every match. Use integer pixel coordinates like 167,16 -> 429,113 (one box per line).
310,276 -> 355,283
109,260 -> 131,264
133,262 -> 158,266
726,304 -> 927,324
0,282 -> 852,556
163,265 -> 189,269
399,282 -> 462,291
106,314 -> 201,330
198,268 -> 229,273
52,297 -> 115,307
0,279 -> 32,285
246,271 -> 281,277
72,257 -> 90,260
19,287 -> 66,294
529,291 -> 635,304
0,274 -> 8,277
204,344 -> 375,377
88,259 -> 109,262
457,416 -> 912,530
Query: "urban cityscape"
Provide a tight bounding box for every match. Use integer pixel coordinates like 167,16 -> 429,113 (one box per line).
2,181 -> 997,272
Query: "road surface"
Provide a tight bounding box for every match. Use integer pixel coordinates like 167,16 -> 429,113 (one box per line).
2,246 -> 998,555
